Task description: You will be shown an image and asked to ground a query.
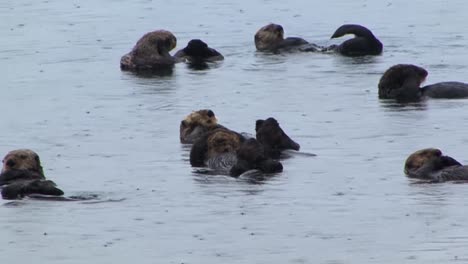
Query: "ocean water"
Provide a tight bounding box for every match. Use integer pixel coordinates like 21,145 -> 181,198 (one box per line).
2,0 -> 468,263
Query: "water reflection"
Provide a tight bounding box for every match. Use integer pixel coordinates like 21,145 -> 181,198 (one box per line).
379,99 -> 428,111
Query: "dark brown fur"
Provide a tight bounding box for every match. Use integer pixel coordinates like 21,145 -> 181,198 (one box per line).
378,64 -> 428,101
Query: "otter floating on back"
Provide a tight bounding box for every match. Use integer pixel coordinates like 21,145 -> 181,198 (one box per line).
329,24 -> 383,56
405,148 -> 468,182
0,149 -> 64,199
120,30 -> 177,73
378,64 -> 468,102
189,117 -> 300,176
254,23 -> 322,53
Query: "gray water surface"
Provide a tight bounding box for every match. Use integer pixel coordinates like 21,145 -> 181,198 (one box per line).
2,0 -> 468,263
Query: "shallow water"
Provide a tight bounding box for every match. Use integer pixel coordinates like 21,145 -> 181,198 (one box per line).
2,0 -> 468,263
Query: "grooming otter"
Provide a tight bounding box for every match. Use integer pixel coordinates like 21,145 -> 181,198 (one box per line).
120,30 -> 177,72
378,64 -> 468,102
0,149 -> 64,199
329,24 -> 383,56
404,148 -> 468,182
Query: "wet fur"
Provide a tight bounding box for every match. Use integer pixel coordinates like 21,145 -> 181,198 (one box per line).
255,118 -> 300,158
404,148 -> 468,182
120,30 -> 177,72
254,23 -> 309,52
174,39 -> 224,64
0,149 -> 64,199
330,24 -> 383,56
230,138 -> 283,177
190,128 -> 244,167
180,109 -> 224,144
379,64 -> 468,102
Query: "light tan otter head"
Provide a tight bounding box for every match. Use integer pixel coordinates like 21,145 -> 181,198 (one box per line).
180,109 -> 219,144
404,148 -> 442,175
2,149 -> 44,176
254,23 -> 285,51
206,129 -> 242,158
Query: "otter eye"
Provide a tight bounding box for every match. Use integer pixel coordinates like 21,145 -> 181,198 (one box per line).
181,120 -> 187,127
6,160 -> 15,167
207,110 -> 214,117
206,120 -> 212,124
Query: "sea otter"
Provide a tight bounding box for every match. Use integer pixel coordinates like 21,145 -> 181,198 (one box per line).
120,30 -> 177,72
189,118 -> 299,176
256,117 -> 300,158
404,148 -> 468,182
174,39 -> 224,64
378,64 -> 468,102
180,109 -> 226,144
254,23 -> 322,52
0,149 -> 64,199
329,24 -> 382,56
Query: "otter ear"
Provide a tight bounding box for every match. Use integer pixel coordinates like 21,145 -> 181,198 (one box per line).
207,110 -> 214,118
181,120 -> 188,127
255,120 -> 265,131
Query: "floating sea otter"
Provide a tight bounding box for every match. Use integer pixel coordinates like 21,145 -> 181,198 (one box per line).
378,64 -> 468,102
329,24 -> 383,56
120,30 -> 177,72
174,39 -> 224,64
189,117 -> 299,176
404,148 -> 468,182
254,23 -> 322,52
0,149 -> 64,199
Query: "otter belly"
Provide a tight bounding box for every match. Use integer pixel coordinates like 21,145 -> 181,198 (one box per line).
205,152 -> 238,174
422,82 -> 468,99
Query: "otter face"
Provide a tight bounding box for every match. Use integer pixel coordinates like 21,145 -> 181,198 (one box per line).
254,23 -> 285,51
180,109 -> 219,144
256,118 -> 300,154
2,149 -> 44,176
378,64 -> 428,99
206,130 -> 242,158
404,148 -> 442,175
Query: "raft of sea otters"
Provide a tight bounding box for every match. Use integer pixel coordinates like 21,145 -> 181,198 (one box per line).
3,23 -> 468,200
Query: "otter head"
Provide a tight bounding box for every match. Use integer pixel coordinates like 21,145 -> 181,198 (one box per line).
254,23 -> 285,51
256,118 -> 300,157
180,109 -> 219,144
133,30 -> 177,56
2,149 -> 44,176
378,64 -> 428,100
404,148 -> 463,178
206,129 -> 242,158
121,30 -> 177,71
183,39 -> 211,57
